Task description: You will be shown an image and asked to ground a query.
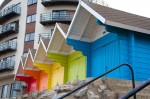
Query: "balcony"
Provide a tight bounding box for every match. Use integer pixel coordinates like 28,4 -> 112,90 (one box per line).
0,41 -> 17,54
38,33 -> 53,43
0,60 -> 14,71
0,4 -> 21,24
40,12 -> 74,25
41,0 -> 78,7
0,22 -> 19,39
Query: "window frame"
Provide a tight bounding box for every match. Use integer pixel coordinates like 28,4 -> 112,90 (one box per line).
52,10 -> 67,19
10,83 -> 18,98
24,32 -> 35,42
1,84 -> 9,98
26,14 -> 36,23
27,0 -> 37,6
23,52 -> 28,58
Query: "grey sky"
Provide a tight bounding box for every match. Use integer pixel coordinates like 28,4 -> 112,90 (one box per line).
0,0 -> 4,6
104,0 -> 150,18
0,0 -> 150,18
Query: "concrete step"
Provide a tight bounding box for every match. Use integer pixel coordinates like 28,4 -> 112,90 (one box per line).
107,84 -> 150,94
117,91 -> 150,99
102,78 -> 150,89
103,78 -> 142,86
101,78 -> 150,99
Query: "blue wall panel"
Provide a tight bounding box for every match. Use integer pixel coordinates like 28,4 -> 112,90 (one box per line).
134,33 -> 150,81
91,45 -> 105,77
67,25 -> 150,81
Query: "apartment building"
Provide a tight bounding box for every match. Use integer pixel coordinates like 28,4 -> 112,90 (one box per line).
0,0 -> 77,98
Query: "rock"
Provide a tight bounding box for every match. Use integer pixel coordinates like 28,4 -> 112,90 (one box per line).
37,89 -> 49,97
52,92 -> 68,99
66,81 -> 71,85
85,77 -> 93,83
72,78 -> 80,86
54,84 -> 75,93
99,84 -> 109,90
87,90 -> 100,99
22,94 -> 28,98
29,91 -> 39,99
85,78 -> 94,88
98,87 -> 117,99
93,78 -> 104,87
74,86 -> 88,98
16,96 -> 23,99
105,90 -> 117,99
78,80 -> 86,85
37,90 -> 56,99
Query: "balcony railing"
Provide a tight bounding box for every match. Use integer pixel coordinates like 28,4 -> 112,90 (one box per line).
0,4 -> 21,24
0,22 -> 18,39
0,60 -> 15,71
40,12 -> 74,25
0,41 -> 17,54
88,0 -> 108,6
38,33 -> 53,43
41,0 -> 78,7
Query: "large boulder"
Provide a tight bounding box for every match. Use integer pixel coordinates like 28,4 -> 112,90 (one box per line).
74,86 -> 88,98
28,91 -> 39,99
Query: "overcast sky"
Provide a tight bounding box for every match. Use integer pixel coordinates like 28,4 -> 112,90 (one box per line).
0,0 -> 150,18
104,0 -> 150,18
0,0 -> 4,5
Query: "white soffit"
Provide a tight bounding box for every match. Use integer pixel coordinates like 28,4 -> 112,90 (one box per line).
47,24 -> 72,55
24,49 -> 36,70
34,40 -> 46,62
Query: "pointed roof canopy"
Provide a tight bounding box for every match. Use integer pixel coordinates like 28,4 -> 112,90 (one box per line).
24,49 -> 39,71
67,0 -> 150,42
34,38 -> 53,64
47,23 -> 74,55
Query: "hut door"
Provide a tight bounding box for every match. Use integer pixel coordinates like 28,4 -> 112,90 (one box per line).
68,55 -> 86,82
104,40 -> 120,78
51,65 -> 64,88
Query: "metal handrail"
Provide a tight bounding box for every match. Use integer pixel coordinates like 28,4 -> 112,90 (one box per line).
40,12 -> 74,22
0,22 -> 18,34
38,33 -> 53,43
41,0 -> 108,6
0,60 -> 15,70
87,0 -> 108,6
0,4 -> 21,18
42,0 -> 78,2
58,63 -> 136,99
0,41 -> 17,52
120,79 -> 150,99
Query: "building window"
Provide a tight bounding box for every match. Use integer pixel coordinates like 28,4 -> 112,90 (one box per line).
27,14 -> 36,23
23,52 -> 28,57
10,83 -> 20,98
52,10 -> 67,19
51,29 -> 54,34
1,85 -> 9,98
25,32 -> 35,42
28,0 -> 37,5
